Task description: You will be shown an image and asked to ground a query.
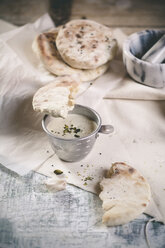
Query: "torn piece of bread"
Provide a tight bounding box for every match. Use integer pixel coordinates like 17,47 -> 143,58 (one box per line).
99,162 -> 151,226
45,177 -> 66,193
32,29 -> 110,82
56,19 -> 117,69
32,76 -> 80,118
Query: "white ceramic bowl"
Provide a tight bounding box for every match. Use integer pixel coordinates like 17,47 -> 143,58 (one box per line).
123,30 -> 165,88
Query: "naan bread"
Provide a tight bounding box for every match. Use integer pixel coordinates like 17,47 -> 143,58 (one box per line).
32,76 -> 80,118
56,19 -> 117,69
99,162 -> 151,226
32,29 -> 109,82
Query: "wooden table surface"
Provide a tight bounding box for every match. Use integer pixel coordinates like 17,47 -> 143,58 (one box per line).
0,1 -> 165,248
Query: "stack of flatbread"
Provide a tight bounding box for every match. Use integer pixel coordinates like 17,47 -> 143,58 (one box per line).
32,19 -> 117,82
32,19 -> 118,117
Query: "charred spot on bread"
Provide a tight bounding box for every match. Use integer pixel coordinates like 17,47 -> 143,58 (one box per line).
128,168 -> 135,174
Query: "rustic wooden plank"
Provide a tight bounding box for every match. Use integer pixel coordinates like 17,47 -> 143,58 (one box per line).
0,0 -> 49,25
0,0 -> 164,29
71,0 -> 165,28
0,166 -> 165,248
0,0 -> 73,27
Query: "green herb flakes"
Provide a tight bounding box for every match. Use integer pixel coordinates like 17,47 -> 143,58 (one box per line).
84,176 -> 94,181
75,128 -> 80,133
74,134 -> 80,138
62,124 -> 81,137
54,169 -> 63,175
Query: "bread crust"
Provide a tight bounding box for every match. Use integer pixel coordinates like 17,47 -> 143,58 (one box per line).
32,76 -> 80,118
99,162 -> 151,226
56,19 -> 117,69
32,29 -> 110,82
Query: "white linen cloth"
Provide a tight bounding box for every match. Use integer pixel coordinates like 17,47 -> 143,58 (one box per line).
0,14 -> 165,223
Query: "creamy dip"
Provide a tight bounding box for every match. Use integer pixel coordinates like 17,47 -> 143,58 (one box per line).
47,114 -> 97,139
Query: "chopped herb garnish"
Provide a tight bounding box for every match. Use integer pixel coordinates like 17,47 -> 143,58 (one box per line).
84,176 -> 94,181
74,134 -> 80,138
54,169 -> 63,175
83,182 -> 87,186
62,124 -> 81,137
75,128 -> 80,133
